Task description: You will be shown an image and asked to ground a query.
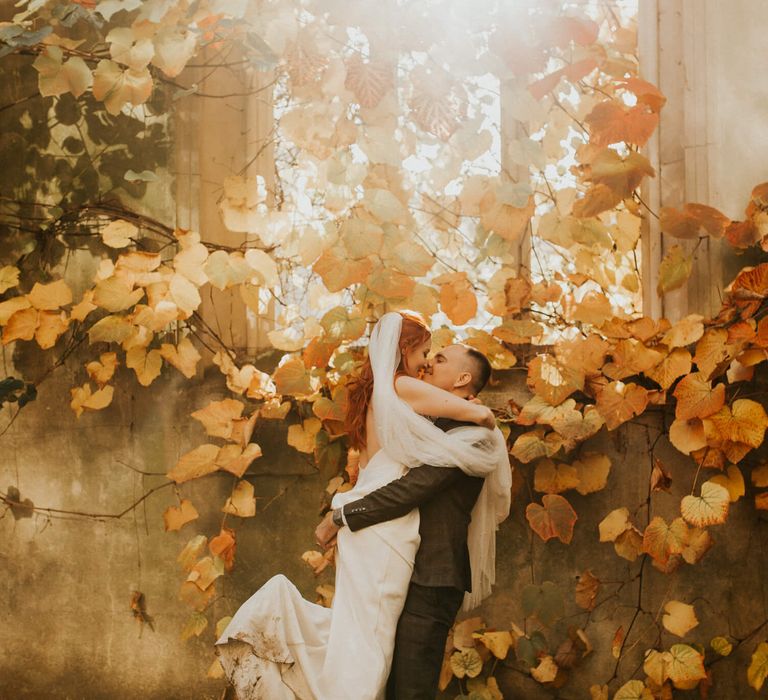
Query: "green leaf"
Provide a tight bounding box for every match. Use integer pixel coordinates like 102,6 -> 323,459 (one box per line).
522,581 -> 564,626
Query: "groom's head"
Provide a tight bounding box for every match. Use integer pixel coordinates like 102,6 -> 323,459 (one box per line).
424,344 -> 492,398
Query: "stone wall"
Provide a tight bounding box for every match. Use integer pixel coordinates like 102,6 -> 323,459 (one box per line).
2,365 -> 767,698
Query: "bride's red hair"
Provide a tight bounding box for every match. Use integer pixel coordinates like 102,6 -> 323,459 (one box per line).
345,311 -> 431,450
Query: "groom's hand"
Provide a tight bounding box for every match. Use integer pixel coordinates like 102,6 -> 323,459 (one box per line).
315,511 -> 340,550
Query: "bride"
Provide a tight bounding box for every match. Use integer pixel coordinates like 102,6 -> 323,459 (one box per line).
215,311 -> 510,700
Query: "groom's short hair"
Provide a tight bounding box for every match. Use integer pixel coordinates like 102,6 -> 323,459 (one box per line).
461,345 -> 492,395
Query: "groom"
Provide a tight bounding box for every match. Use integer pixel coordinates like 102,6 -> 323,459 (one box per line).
315,343 -> 496,699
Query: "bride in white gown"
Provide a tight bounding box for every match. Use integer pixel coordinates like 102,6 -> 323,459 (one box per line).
215,311 -> 511,700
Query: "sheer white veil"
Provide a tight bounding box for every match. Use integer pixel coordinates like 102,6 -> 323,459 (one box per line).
368,312 -> 512,610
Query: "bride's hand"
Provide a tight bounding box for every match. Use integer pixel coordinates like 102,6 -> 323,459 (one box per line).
472,404 -> 496,429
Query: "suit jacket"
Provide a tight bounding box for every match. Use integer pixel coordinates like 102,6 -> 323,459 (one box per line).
342,418 -> 485,592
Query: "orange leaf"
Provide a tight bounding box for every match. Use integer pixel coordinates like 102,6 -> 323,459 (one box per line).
660,203 -> 730,240
209,527 -> 236,572
313,247 -> 372,292
586,101 -> 658,147
163,499 -> 199,531
435,272 -> 477,325
167,444 -> 220,483
646,348 -> 692,390
527,354 -> 584,406
703,399 -> 768,448
525,494 -> 577,544
35,310 -> 69,349
367,267 -> 415,300
595,381 -> 649,430
191,399 -> 245,440
222,480 -> 256,518
27,279 -> 72,310
580,148 -> 655,199
273,358 -> 313,396
642,516 -> 688,564
2,307 -> 39,344
673,373 -> 725,420
693,329 -> 729,378
533,459 -> 579,494
620,77 -> 667,112
344,55 -> 394,109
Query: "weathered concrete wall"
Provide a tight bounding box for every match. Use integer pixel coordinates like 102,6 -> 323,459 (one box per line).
3,363 -> 767,699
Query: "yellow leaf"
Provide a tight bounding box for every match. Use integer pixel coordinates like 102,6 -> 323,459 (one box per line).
125,346 -> 163,386
158,336 -> 200,378
33,46 -> 92,97
177,534 -> 208,571
642,516 -> 688,564
167,444 -> 220,483
191,399 -> 245,440
598,507 -> 631,542
662,600 -> 699,638
646,348 -> 692,390
530,654 -> 558,684
288,418 -> 322,453
533,458 -> 579,494
709,464 -> 745,502
657,245 -> 693,295
101,219 -> 137,248
215,615 -> 233,639
0,266 -> 20,294
643,648 -> 673,685
749,642 -> 768,691
179,611 -> 208,641
473,631 -> 513,660
259,398 -> 291,420
70,383 -> 114,418
187,555 -> 224,591
93,276 -> 144,312
661,314 -> 705,348
88,314 -> 135,344
205,250 -> 252,290
27,279 -> 72,310
86,352 -> 119,386
703,399 -> 768,448
573,453 -> 611,495
92,59 -> 152,115
222,480 -> 256,518
668,417 -> 707,455
449,649 -> 482,679
169,273 -> 202,316
152,27 -> 197,78
273,358 -> 313,396
215,443 -> 262,478
680,481 -> 730,527
3,307 -> 39,344
71,290 -> 97,322
34,310 -> 69,349
0,296 -> 31,325
673,373 -> 725,420
613,679 -> 652,700
163,498 -> 199,531
710,636 -> 733,657
667,643 -> 706,688
464,329 -> 517,370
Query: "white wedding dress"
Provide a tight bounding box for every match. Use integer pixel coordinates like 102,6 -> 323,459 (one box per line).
215,312 -> 511,700
215,449 -> 420,700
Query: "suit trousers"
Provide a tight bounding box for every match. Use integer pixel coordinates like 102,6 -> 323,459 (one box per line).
385,582 -> 465,700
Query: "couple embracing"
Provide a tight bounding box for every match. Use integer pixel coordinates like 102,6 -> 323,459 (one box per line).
215,311 -> 513,699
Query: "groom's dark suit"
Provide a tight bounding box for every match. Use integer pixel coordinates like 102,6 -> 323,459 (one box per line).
340,418 -> 485,700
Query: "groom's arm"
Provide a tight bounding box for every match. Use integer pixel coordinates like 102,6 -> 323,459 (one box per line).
340,464 -> 463,531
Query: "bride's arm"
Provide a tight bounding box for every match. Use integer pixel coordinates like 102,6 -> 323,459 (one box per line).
395,375 -> 495,428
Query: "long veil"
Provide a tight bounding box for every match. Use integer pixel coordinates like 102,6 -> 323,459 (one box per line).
368,312 -> 512,610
